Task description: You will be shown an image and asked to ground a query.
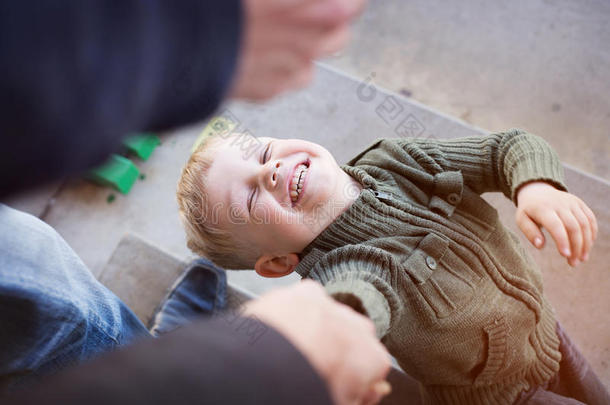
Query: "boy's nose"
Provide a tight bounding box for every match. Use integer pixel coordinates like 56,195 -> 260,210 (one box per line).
264,160 -> 282,190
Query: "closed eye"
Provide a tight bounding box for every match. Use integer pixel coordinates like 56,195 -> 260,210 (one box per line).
261,142 -> 271,164
249,142 -> 272,214
248,188 -> 255,214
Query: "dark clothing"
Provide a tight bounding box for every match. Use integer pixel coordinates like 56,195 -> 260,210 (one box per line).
9,316 -> 334,405
0,2 -> 335,404
0,1 -> 241,197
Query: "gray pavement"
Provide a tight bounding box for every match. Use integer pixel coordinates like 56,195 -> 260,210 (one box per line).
325,0 -> 610,180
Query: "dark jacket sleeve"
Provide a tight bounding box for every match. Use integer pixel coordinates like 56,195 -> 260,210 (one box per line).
0,1 -> 242,197
8,316 -> 334,405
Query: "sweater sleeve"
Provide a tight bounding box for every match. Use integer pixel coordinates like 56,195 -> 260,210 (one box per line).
326,278 -> 392,338
403,129 -> 567,203
307,246 -> 403,339
0,0 -> 241,198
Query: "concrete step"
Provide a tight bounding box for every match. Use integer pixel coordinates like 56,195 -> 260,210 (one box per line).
323,0 -> 610,181
99,233 -> 255,327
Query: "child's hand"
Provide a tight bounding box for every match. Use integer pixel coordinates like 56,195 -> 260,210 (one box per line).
515,181 -> 598,267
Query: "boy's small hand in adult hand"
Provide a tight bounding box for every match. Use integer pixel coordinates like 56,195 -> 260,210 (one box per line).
515,181 -> 598,267
244,280 -> 391,405
230,0 -> 367,100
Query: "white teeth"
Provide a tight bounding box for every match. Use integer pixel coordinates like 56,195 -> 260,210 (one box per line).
290,164 -> 309,203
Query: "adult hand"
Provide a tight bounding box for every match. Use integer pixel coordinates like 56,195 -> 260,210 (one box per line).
230,0 -> 367,100
244,280 -> 392,405
516,181 -> 598,267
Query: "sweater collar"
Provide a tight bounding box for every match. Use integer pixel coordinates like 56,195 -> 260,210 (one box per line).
294,165 -> 379,277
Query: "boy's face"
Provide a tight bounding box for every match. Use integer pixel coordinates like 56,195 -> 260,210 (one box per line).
205,134 -> 360,274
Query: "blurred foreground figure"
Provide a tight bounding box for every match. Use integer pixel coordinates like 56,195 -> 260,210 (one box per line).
0,1 -> 401,405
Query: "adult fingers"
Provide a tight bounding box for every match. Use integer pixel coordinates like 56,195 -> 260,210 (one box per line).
292,0 -> 367,28
330,333 -> 390,404
348,340 -> 391,405
286,64 -> 315,92
361,381 -> 392,405
515,209 -> 545,248
330,304 -> 390,404
557,210 -> 583,266
572,206 -> 592,261
317,25 -> 351,56
237,51 -> 311,99
275,23 -> 350,60
270,62 -> 314,96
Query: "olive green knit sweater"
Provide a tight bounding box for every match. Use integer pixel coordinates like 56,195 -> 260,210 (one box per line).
294,129 -> 567,405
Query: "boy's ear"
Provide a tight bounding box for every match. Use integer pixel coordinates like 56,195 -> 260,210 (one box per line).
254,253 -> 300,278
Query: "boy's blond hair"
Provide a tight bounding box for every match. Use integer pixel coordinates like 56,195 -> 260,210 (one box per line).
177,136 -> 259,269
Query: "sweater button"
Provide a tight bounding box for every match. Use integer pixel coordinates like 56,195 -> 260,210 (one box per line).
425,256 -> 437,270
447,193 -> 460,205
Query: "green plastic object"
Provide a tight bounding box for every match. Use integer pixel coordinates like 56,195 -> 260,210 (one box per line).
122,133 -> 161,161
88,154 -> 140,194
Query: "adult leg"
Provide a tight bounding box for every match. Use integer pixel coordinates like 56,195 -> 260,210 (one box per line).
0,205 -> 150,392
149,258 -> 227,337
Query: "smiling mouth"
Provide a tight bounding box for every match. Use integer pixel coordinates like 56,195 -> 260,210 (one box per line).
289,159 -> 310,205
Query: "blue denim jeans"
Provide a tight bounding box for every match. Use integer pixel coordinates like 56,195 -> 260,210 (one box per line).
149,258 -> 227,337
0,204 -> 151,392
